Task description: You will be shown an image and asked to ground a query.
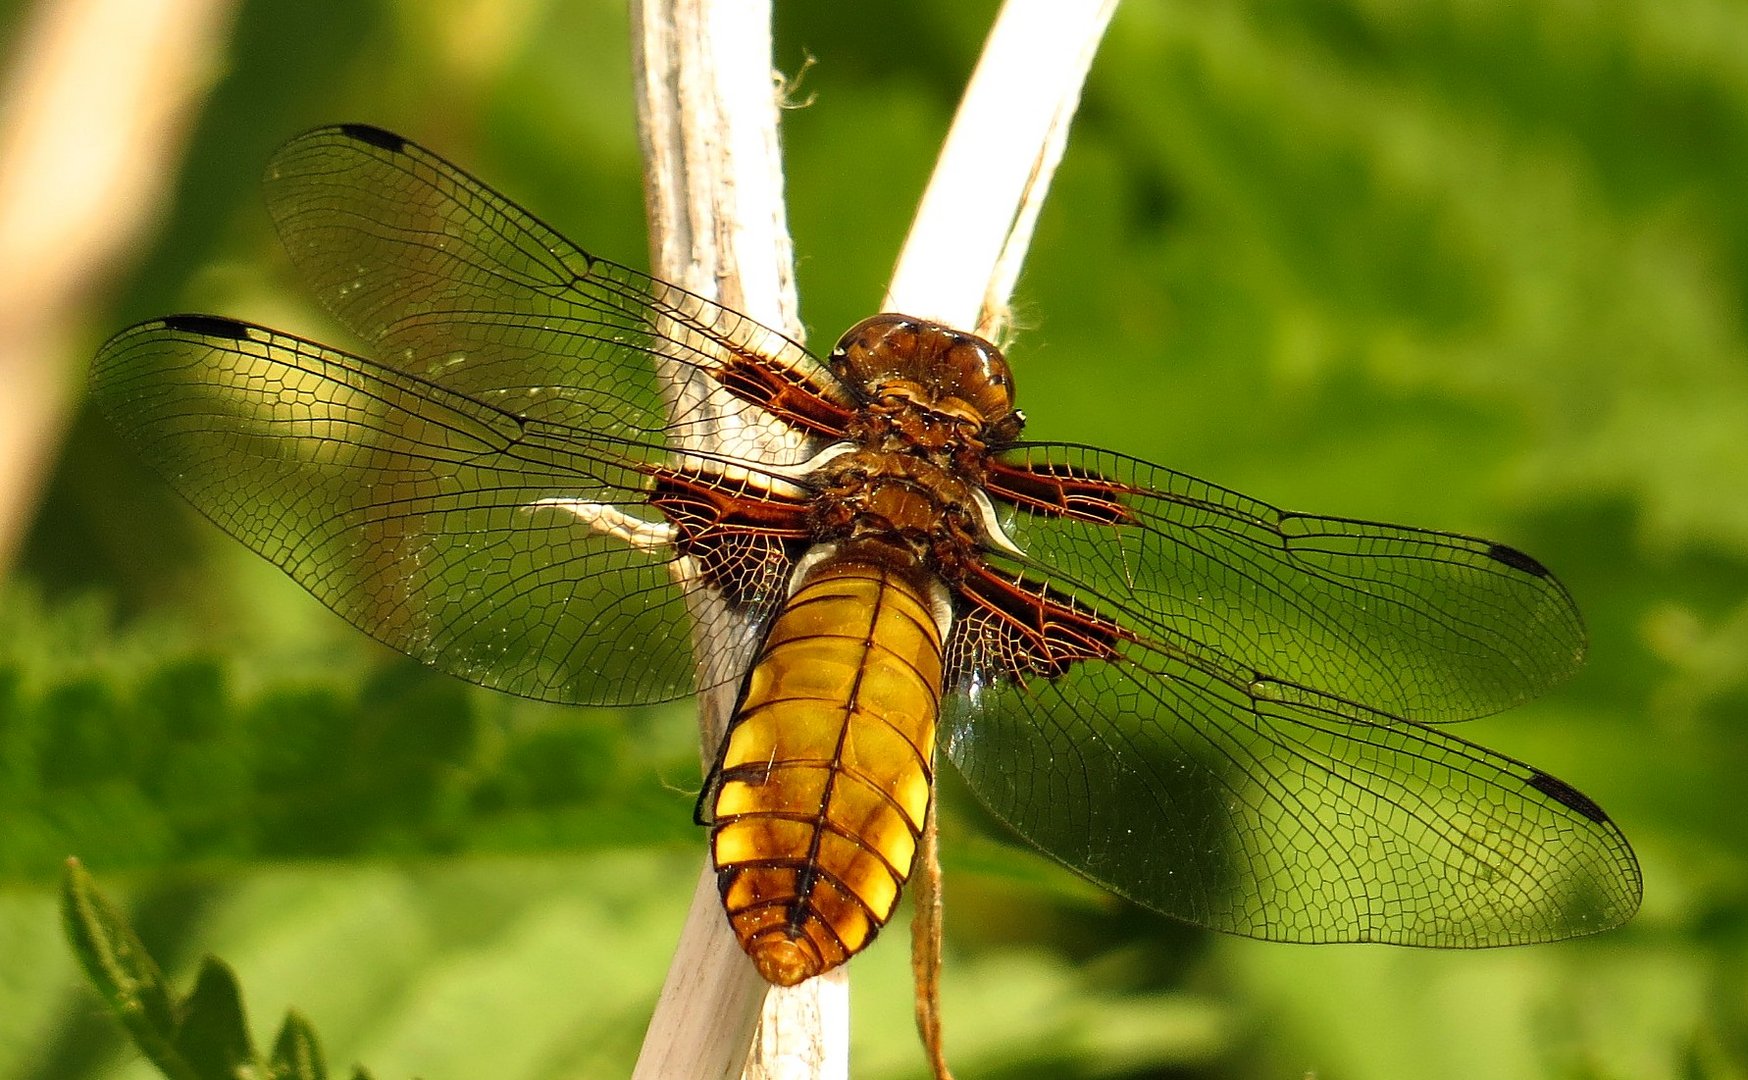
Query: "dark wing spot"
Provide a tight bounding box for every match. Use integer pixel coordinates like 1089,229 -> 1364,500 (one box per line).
1527,770 -> 1609,824
1486,542 -> 1551,577
162,314 -> 251,340
337,123 -> 406,153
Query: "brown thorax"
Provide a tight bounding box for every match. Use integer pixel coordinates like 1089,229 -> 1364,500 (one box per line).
810,314 -> 1026,578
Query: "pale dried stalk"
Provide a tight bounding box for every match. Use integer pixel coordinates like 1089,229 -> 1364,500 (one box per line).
886,0 -> 1120,338
629,3 -> 847,1078
886,3 -> 1119,1076
628,1 -> 1118,1077
0,0 -> 234,573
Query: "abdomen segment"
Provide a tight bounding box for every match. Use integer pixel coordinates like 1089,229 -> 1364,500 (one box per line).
710,542 -> 944,985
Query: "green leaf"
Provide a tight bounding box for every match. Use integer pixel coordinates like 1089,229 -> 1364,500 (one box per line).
62,861 -> 392,1080
174,957 -> 258,1078
60,858 -> 194,1079
270,1010 -> 329,1080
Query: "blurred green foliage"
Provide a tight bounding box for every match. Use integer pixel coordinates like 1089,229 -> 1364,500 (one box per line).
0,588 -> 699,881
61,860 -> 376,1080
4,0 -> 1748,1077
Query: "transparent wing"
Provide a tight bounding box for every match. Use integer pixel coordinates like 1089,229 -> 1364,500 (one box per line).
944,566 -> 1640,945
90,125 -> 861,705
90,315 -> 806,706
262,124 -> 851,461
984,443 -> 1585,724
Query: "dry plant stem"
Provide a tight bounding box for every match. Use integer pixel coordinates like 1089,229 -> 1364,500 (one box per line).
885,3 -> 1119,1075
629,2 -> 847,1078
630,0 -> 1116,1075
885,0 -> 1120,339
909,802 -> 952,1080
0,0 -> 233,574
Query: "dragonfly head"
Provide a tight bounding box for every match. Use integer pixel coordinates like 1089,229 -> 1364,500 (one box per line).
829,314 -> 1022,442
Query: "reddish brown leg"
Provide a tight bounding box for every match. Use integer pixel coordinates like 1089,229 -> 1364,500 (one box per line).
910,797 -> 955,1080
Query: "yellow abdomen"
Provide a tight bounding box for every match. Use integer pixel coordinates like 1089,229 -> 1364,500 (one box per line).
710,543 -> 944,986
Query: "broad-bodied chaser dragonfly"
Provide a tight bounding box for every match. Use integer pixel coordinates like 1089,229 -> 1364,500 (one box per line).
93,125 -> 1639,986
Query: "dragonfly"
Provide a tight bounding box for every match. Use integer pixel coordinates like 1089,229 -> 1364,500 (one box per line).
93,124 -> 1640,986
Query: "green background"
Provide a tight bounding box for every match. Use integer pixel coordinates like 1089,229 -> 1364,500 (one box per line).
4,1 -> 1744,1076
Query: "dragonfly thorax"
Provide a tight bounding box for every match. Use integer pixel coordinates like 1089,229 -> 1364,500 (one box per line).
801,315 -> 1025,576
809,450 -> 984,579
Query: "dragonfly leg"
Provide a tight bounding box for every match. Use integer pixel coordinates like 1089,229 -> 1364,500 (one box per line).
911,799 -> 955,1080
524,498 -> 677,550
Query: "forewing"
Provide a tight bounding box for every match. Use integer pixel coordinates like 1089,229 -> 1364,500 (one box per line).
262,124 -> 853,463
943,586 -> 1640,945
90,316 -> 805,705
985,444 -> 1586,724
